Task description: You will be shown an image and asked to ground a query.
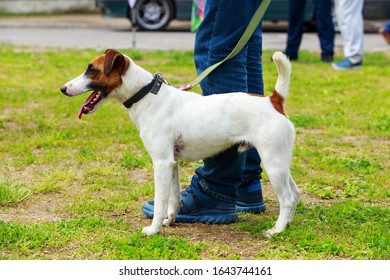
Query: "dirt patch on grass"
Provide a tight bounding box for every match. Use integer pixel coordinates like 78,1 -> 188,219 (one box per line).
0,192 -> 69,223
341,135 -> 390,145
178,224 -> 270,259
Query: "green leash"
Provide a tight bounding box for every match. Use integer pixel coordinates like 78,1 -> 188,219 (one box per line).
179,0 -> 272,91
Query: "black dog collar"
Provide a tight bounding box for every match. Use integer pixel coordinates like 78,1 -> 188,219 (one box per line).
123,73 -> 167,108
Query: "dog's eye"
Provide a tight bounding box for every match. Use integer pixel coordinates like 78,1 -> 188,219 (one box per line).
86,65 -> 99,76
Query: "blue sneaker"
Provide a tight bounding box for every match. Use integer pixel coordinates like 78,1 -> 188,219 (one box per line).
332,58 -> 362,70
142,183 -> 238,224
236,180 -> 266,213
142,180 -> 267,223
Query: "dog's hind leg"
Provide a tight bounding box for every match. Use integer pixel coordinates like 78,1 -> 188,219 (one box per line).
264,167 -> 299,238
163,161 -> 180,227
256,145 -> 300,238
142,158 -> 177,236
287,174 -> 300,223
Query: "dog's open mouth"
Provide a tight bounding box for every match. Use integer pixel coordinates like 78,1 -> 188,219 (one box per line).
77,90 -> 105,119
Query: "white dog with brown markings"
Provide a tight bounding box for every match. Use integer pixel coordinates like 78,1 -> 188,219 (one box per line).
61,49 -> 300,238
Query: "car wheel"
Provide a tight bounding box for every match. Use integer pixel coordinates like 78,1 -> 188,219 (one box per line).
133,0 -> 174,31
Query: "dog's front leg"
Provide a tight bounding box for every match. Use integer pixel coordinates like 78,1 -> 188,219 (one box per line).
142,159 -> 177,236
163,161 -> 180,227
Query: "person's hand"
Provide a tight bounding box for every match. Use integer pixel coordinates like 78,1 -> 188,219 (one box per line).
177,84 -> 192,91
379,27 -> 390,45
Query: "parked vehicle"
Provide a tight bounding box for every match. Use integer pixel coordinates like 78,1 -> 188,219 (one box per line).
95,0 -> 193,31
95,0 -> 390,31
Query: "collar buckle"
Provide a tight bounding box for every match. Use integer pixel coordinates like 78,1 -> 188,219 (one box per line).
123,73 -> 168,109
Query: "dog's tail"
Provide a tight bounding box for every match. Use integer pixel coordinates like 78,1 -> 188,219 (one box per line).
273,51 -> 291,99
270,52 -> 292,115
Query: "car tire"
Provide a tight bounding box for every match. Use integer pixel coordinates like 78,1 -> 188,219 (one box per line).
131,0 -> 175,31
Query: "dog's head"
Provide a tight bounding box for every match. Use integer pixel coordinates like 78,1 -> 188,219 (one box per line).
60,49 -> 130,119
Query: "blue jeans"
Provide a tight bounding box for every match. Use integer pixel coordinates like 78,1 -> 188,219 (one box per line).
191,0 -> 264,203
286,0 -> 334,58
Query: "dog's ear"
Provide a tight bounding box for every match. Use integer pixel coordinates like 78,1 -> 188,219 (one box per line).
104,49 -> 130,76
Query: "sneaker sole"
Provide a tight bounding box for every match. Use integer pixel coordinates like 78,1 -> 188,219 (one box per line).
142,203 -> 238,224
236,201 -> 266,213
332,64 -> 362,70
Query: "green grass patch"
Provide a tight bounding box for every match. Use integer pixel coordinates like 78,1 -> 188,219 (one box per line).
0,46 -> 389,259
0,216 -> 203,259
0,180 -> 32,206
239,201 -> 390,259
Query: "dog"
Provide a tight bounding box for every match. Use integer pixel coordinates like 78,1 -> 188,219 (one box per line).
60,49 -> 300,238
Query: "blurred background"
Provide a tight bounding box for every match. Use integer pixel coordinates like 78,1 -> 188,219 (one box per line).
1,0 -> 389,31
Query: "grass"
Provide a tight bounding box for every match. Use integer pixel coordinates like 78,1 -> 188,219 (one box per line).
0,45 -> 389,260
0,217 -> 203,259
0,180 -> 32,206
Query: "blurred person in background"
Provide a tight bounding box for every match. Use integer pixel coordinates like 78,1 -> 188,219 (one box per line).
332,0 -> 364,70
285,0 -> 335,62
379,20 -> 390,44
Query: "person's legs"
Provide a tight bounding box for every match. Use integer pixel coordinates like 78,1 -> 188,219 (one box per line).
334,0 -> 364,62
285,0 -> 306,60
237,21 -> 266,213
195,0 -> 254,94
314,0 -> 334,61
193,0 -> 263,202
246,21 -> 264,95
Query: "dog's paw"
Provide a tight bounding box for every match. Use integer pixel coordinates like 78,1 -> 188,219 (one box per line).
163,218 -> 175,227
162,219 -> 170,227
162,213 -> 176,227
263,231 -> 273,239
142,226 -> 160,236
263,227 -> 281,239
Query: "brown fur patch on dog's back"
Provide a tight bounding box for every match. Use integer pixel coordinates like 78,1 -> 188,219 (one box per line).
247,92 -> 286,117
270,90 -> 286,117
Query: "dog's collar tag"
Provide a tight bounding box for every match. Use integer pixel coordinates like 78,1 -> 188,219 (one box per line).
150,73 -> 164,94
123,73 -> 167,108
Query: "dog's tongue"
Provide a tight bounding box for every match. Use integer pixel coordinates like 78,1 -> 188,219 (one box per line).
77,106 -> 85,120
77,91 -> 97,119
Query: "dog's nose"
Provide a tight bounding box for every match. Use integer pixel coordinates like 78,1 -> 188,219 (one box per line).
60,85 -> 67,94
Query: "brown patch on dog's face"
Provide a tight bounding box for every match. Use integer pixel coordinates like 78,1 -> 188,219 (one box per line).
61,49 -> 131,119
85,49 -> 130,95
